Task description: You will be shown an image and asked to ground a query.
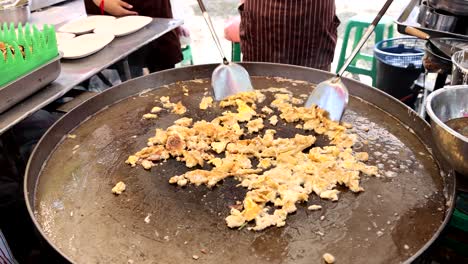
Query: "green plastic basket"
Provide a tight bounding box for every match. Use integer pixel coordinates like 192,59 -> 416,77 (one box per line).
0,22 -> 58,87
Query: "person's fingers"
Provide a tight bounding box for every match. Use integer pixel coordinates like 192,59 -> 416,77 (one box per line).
116,5 -> 138,16
119,0 -> 133,9
122,10 -> 138,16
178,26 -> 190,37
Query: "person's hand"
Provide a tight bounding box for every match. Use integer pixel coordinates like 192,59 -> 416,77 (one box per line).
224,16 -> 240,42
176,26 -> 190,38
92,0 -> 138,17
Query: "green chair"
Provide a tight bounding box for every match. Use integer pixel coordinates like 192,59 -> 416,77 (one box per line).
231,42 -> 241,62
181,45 -> 194,66
336,15 -> 395,87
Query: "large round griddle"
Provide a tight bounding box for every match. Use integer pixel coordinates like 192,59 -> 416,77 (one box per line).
25,63 -> 455,264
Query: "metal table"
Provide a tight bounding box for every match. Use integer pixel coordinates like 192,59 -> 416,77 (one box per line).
0,0 -> 183,135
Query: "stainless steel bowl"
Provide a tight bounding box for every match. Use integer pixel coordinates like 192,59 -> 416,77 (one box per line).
429,0 -> 468,16
0,4 -> 30,25
451,49 -> 468,85
417,1 -> 434,26
426,85 -> 468,176
430,10 -> 458,32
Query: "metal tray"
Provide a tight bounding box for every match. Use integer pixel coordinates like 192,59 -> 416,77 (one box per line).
0,54 -> 62,114
396,0 -> 468,39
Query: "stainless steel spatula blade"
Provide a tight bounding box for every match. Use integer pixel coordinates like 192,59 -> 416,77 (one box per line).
212,61 -> 254,101
305,77 -> 349,121
305,0 -> 394,121
197,0 -> 253,101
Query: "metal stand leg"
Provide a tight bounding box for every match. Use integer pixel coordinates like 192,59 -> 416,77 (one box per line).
96,72 -> 114,87
113,57 -> 133,82
419,72 -> 439,118
122,58 -> 132,81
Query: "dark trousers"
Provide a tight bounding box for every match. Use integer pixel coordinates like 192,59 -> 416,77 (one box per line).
126,45 -> 176,77
0,110 -> 59,263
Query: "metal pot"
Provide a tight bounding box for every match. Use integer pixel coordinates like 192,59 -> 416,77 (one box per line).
423,41 -> 452,74
418,1 -> 458,32
428,0 -> 468,16
426,85 -> 468,176
0,4 -> 30,25
428,10 -> 458,32
417,1 -> 435,27
451,49 -> 468,85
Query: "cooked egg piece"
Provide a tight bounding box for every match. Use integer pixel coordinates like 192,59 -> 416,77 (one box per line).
142,113 -> 158,119
151,106 -> 162,113
269,115 -> 278,126
323,253 -> 335,263
172,101 -> 187,115
308,205 -> 322,211
247,118 -> 264,133
199,96 -> 214,110
112,181 -> 126,195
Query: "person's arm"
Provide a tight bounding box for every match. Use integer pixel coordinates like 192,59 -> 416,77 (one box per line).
91,0 -> 138,17
170,0 -> 190,37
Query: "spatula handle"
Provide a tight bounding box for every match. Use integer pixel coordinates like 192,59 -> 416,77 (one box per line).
404,26 -> 430,40
337,0 -> 394,77
197,0 -> 228,64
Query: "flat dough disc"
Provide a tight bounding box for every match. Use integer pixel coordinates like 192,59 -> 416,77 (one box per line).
60,33 -> 114,59
56,32 -> 76,46
94,16 -> 153,37
58,15 -> 116,34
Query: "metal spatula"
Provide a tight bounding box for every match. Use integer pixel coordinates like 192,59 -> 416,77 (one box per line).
404,26 -> 460,58
305,0 -> 394,121
196,0 -> 253,101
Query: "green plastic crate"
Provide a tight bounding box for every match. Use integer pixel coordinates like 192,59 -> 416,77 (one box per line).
0,22 -> 58,87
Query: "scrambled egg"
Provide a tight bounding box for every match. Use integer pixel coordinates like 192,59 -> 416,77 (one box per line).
112,181 -> 126,195
308,205 -> 322,211
155,96 -> 187,115
174,117 -> 193,127
199,96 -> 214,110
142,113 -> 158,119
323,253 -> 335,263
172,102 -> 187,115
127,90 -> 378,231
269,115 -> 278,126
246,118 -> 264,133
261,106 -> 274,115
151,106 -> 162,113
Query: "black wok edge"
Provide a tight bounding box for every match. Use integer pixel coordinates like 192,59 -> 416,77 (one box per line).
24,62 -> 456,263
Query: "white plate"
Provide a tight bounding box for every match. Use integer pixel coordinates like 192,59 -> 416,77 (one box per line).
60,33 -> 114,59
58,15 -> 116,34
94,16 -> 152,37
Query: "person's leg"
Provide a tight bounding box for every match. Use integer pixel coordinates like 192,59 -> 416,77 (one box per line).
0,110 -> 59,262
147,63 -> 176,73
126,44 -> 175,75
145,32 -> 182,73
11,110 -> 58,159
127,47 -> 146,78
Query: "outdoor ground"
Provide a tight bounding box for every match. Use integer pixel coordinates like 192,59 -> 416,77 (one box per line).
171,0 -> 409,84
